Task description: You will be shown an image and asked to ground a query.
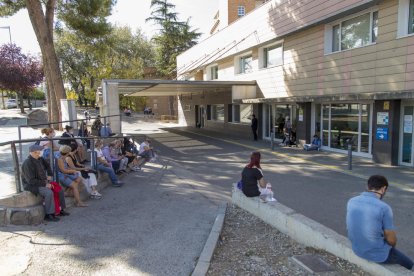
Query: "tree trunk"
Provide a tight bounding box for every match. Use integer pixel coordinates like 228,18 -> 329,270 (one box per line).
18,93 -> 25,114
25,0 -> 66,128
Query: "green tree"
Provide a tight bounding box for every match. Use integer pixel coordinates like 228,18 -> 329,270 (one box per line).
146,0 -> 201,78
0,0 -> 115,123
55,26 -> 155,107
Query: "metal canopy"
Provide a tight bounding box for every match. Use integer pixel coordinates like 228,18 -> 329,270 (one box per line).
103,79 -> 257,97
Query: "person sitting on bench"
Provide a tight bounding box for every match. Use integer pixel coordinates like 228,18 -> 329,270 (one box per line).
21,144 -> 70,222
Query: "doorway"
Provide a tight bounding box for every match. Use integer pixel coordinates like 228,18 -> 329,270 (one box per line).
400,104 -> 414,166
263,103 -> 296,140
195,105 -> 205,128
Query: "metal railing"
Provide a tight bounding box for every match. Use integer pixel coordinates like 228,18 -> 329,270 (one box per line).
0,134 -> 145,195
17,114 -> 122,160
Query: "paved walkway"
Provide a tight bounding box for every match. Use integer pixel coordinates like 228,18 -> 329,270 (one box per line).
1,112 -> 413,275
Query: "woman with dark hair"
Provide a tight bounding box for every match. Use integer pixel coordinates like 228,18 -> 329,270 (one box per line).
241,151 -> 267,197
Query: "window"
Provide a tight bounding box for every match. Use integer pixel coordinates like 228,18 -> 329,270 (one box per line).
238,6 -> 245,17
212,104 -> 224,121
326,11 -> 378,53
238,55 -> 252,74
410,0 -> 414,34
210,65 -> 218,80
232,104 -> 252,123
262,43 -> 283,68
398,0 -> 414,36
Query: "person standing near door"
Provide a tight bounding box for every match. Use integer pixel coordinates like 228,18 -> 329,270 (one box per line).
251,114 -> 258,141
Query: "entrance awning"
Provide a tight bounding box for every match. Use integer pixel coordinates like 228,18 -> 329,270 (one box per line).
103,79 -> 257,97
235,90 -> 414,104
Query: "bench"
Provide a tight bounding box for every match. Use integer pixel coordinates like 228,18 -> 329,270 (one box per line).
231,184 -> 412,276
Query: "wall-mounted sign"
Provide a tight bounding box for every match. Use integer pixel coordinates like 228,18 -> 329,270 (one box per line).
377,112 -> 389,125
404,115 -> 413,133
376,127 -> 388,141
383,101 -> 390,110
298,109 -> 303,122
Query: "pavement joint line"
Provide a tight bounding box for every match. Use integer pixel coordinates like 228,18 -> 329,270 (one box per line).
192,202 -> 227,276
179,129 -> 413,191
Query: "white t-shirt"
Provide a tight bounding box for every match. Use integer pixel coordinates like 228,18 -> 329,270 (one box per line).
139,141 -> 149,154
95,148 -> 104,159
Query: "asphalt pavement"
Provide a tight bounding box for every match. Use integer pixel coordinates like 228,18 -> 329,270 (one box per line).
0,111 -> 413,275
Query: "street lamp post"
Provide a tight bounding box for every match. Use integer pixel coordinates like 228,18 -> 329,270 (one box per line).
0,26 -> 12,110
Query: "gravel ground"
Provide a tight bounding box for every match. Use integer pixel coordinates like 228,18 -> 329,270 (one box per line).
207,205 -> 371,276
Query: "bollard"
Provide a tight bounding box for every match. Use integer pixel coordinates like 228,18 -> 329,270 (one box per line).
347,141 -> 352,170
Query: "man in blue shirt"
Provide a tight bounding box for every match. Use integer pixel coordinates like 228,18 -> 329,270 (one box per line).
346,175 -> 413,270
100,122 -> 115,137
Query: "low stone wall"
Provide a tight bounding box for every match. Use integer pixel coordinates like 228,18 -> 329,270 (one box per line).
0,172 -> 113,226
231,184 -> 412,276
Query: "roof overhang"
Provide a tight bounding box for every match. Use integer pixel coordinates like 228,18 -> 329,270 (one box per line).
102,79 -> 257,97
235,90 -> 414,104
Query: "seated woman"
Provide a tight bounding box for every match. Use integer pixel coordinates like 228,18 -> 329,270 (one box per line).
38,127 -> 59,161
57,145 -> 87,207
111,140 -> 129,173
241,151 -> 267,197
122,137 -> 141,172
303,134 -> 321,151
59,125 -> 87,163
94,140 -> 124,187
66,143 -> 102,199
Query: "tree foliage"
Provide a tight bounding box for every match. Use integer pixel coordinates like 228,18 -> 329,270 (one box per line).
0,0 -> 115,123
147,0 -> 201,78
0,44 -> 43,113
55,26 -> 155,106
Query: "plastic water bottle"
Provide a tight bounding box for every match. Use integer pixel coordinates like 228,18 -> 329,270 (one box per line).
266,183 -> 273,201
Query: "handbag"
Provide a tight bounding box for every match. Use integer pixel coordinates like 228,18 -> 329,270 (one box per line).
80,170 -> 90,179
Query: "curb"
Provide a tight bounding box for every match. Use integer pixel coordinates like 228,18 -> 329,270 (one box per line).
192,203 -> 227,276
231,185 -> 413,276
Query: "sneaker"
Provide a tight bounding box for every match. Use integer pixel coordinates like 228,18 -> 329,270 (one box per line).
44,214 -> 60,222
112,181 -> 124,187
90,191 -> 102,199
131,166 -> 141,172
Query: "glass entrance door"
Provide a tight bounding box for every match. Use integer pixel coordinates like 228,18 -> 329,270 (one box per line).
262,104 -> 295,140
400,105 -> 414,166
317,103 -> 372,155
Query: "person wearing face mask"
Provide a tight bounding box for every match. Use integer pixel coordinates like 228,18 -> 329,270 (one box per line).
59,125 -> 87,163
346,175 -> 413,270
59,125 -> 77,146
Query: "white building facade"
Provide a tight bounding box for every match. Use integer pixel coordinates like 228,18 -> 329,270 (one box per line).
176,0 -> 414,166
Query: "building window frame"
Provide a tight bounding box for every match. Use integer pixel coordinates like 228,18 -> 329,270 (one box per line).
207,64 -> 218,80
211,104 -> 225,121
259,41 -> 283,69
398,0 -> 414,37
325,8 -> 378,54
235,52 -> 253,74
237,6 -> 245,17
232,104 -> 252,124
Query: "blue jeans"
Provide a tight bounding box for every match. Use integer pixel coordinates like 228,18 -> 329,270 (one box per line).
97,163 -> 118,184
382,247 -> 414,270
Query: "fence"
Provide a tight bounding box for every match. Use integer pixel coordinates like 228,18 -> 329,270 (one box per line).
17,114 -> 122,160
0,114 -> 148,197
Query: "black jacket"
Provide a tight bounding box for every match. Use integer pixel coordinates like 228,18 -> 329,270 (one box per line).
21,155 -> 53,195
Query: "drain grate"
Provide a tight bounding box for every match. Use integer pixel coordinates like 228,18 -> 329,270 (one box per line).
291,254 -> 336,274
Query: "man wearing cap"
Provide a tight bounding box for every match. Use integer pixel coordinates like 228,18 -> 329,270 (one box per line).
21,144 -> 70,222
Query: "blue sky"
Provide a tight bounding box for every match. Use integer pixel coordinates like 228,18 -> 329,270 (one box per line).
0,0 -> 218,55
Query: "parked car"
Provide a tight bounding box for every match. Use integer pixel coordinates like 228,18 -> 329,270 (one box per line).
5,99 -> 17,109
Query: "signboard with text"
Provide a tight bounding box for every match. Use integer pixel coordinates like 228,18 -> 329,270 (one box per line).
376,127 -> 388,141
